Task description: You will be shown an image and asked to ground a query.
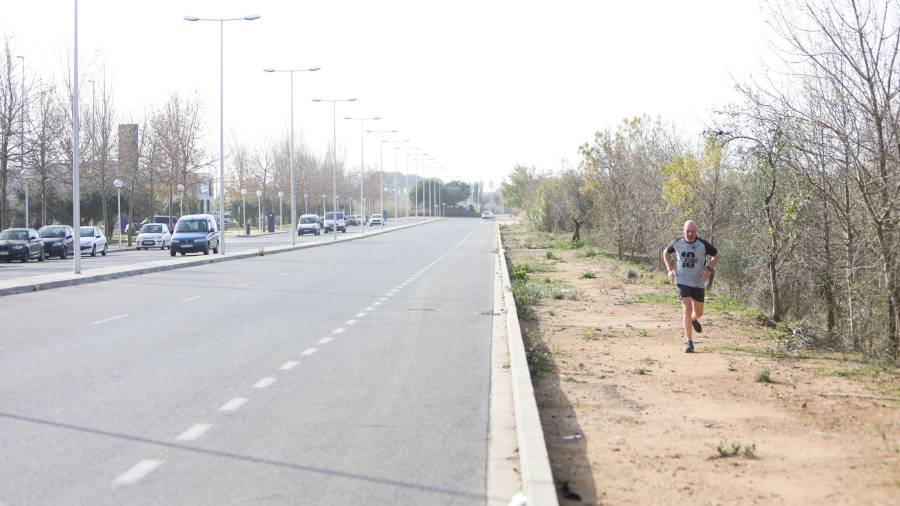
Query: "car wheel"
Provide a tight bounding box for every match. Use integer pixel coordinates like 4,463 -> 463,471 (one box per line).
60,248 -> 67,260
170,248 -> 176,257
38,248 -> 45,262
21,254 -> 28,263
203,245 -> 209,255
101,246 -> 107,256
212,245 -> 218,254
91,245 -> 97,257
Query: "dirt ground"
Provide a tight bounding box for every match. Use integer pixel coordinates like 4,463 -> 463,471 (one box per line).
500,223 -> 900,506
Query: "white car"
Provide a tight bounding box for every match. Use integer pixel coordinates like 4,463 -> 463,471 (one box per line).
481,211 -> 495,220
297,214 -> 321,236
369,214 -> 383,226
136,223 -> 171,250
79,226 -> 108,256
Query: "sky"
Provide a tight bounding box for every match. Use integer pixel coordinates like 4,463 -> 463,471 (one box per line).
3,0 -> 766,187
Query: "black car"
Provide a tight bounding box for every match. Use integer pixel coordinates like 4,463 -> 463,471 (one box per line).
0,228 -> 45,262
38,225 -> 75,259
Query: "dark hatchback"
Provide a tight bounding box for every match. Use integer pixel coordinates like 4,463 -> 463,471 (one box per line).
38,225 -> 75,259
0,228 -> 45,262
170,214 -> 220,256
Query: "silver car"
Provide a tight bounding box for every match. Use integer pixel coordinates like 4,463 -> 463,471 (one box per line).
136,223 -> 172,250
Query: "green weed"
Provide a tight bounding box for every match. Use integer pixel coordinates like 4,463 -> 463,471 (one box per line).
711,441 -> 758,460
756,368 -> 774,383
579,271 -> 596,279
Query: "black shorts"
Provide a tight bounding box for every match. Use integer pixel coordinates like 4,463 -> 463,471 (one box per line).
676,284 -> 705,302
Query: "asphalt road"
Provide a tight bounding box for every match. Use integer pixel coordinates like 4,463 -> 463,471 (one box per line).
0,218 -> 497,505
0,219 -> 417,282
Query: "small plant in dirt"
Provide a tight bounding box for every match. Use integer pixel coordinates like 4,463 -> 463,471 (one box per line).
527,347 -> 553,380
582,328 -> 599,340
512,264 -> 530,282
625,269 -> 639,281
578,247 -> 601,258
553,239 -> 584,250
728,363 -> 738,372
756,367 -> 774,383
632,367 -> 650,375
545,250 -> 561,261
711,441 -> 758,459
635,329 -> 649,337
579,271 -> 596,279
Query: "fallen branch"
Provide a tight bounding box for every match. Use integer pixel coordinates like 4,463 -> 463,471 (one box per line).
819,392 -> 900,402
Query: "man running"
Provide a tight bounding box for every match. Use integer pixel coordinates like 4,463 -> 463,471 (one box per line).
662,220 -> 720,353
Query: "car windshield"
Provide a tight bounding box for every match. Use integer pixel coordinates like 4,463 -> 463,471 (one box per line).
141,224 -> 163,234
0,230 -> 28,240
79,227 -> 95,236
39,227 -> 67,238
325,212 -> 340,220
371,214 -> 381,218
300,217 -> 317,224
175,219 -> 208,233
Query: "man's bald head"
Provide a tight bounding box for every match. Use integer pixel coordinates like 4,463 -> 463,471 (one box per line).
683,220 -> 698,241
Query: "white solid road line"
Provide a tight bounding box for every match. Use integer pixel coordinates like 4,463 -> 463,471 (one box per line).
91,314 -> 128,325
279,361 -> 299,370
332,327 -> 346,334
355,312 -> 367,318
219,397 -> 249,411
301,347 -> 318,356
253,377 -> 276,388
175,424 -> 212,441
179,295 -> 204,302
234,282 -> 253,288
111,460 -> 163,487
344,319 -> 357,325
317,337 -> 333,344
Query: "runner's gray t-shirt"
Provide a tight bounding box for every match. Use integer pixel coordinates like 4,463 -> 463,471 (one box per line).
666,237 -> 718,288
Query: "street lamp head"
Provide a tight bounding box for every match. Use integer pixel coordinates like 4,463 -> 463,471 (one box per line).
244,14 -> 261,21
113,178 -> 124,188
176,183 -> 185,192
263,68 -> 275,73
312,98 -> 322,102
278,191 -> 284,197
347,98 -> 358,102
308,66 -> 321,72
241,188 -> 248,195
256,190 -> 262,197
183,16 -> 200,21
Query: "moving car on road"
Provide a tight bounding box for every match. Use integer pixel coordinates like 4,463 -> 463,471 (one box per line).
369,213 -> 383,226
136,223 -> 171,250
323,212 -> 347,233
297,214 -> 321,236
38,225 -> 75,259
481,211 -> 494,219
79,226 -> 108,257
170,214 -> 220,256
0,228 -> 45,262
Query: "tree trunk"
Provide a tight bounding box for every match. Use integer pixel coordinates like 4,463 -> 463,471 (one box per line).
572,217 -> 581,242
769,253 -> 782,322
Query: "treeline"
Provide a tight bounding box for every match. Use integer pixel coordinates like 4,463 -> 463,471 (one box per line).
0,37 -> 477,234
503,0 -> 900,360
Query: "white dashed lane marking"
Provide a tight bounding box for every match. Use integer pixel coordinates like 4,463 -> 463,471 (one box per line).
373,301 -> 382,306
364,307 -> 374,311
253,377 -> 276,388
279,361 -> 299,370
301,347 -> 318,356
220,398 -> 249,412
344,319 -> 357,325
355,312 -> 367,318
175,424 -> 212,441
332,328 -> 346,334
317,337 -> 333,344
234,282 -> 253,288
111,460 -> 163,487
179,295 -> 204,302
91,314 -> 128,325
276,272 -> 289,277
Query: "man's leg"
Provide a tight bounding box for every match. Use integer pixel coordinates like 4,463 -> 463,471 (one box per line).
691,290 -> 705,333
681,297 -> 694,353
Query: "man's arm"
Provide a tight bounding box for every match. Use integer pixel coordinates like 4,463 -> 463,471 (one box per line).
662,247 -> 676,284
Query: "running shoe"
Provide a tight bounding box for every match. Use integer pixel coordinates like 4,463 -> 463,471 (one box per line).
684,340 -> 694,353
692,319 -> 703,333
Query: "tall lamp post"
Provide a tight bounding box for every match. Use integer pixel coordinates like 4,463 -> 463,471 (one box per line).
114,178 -> 124,249
313,97 -> 357,241
345,116 -> 382,235
366,129 -> 398,228
240,188 -> 247,233
72,0 -> 82,273
264,66 -> 319,245
321,194 -> 326,219
278,191 -> 284,229
382,138 -> 408,227
304,193 -> 308,214
256,189 -> 263,231
176,183 -> 185,216
397,146 -> 418,219
183,13 -> 261,255
20,169 -> 32,227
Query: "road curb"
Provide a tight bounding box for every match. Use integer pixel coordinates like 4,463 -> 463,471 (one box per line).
0,219 -> 438,297
496,225 -> 559,505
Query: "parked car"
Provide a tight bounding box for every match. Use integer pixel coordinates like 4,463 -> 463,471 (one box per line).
170,214 -> 220,256
79,226 -> 108,257
369,213 -> 383,226
346,214 -> 362,226
38,225 -> 75,259
136,223 -> 171,250
323,211 -> 347,233
297,214 -> 321,236
0,228 -> 45,262
481,211 -> 495,220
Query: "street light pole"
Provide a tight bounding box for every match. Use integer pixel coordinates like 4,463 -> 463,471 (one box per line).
263,66 -> 319,245
365,129 -> 397,229
184,13 -> 260,255
345,116 -> 381,234
16,55 -> 25,226
304,193 -> 308,214
383,139 -> 409,227
21,169 -> 31,228
240,188 -> 247,233
256,189 -> 262,232
176,183 -> 184,216
278,191 -> 284,229
72,0 -> 82,274
114,178 -> 124,249
313,97 -> 357,241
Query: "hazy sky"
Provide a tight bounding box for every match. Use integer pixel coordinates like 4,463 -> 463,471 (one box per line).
3,0 -> 765,186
